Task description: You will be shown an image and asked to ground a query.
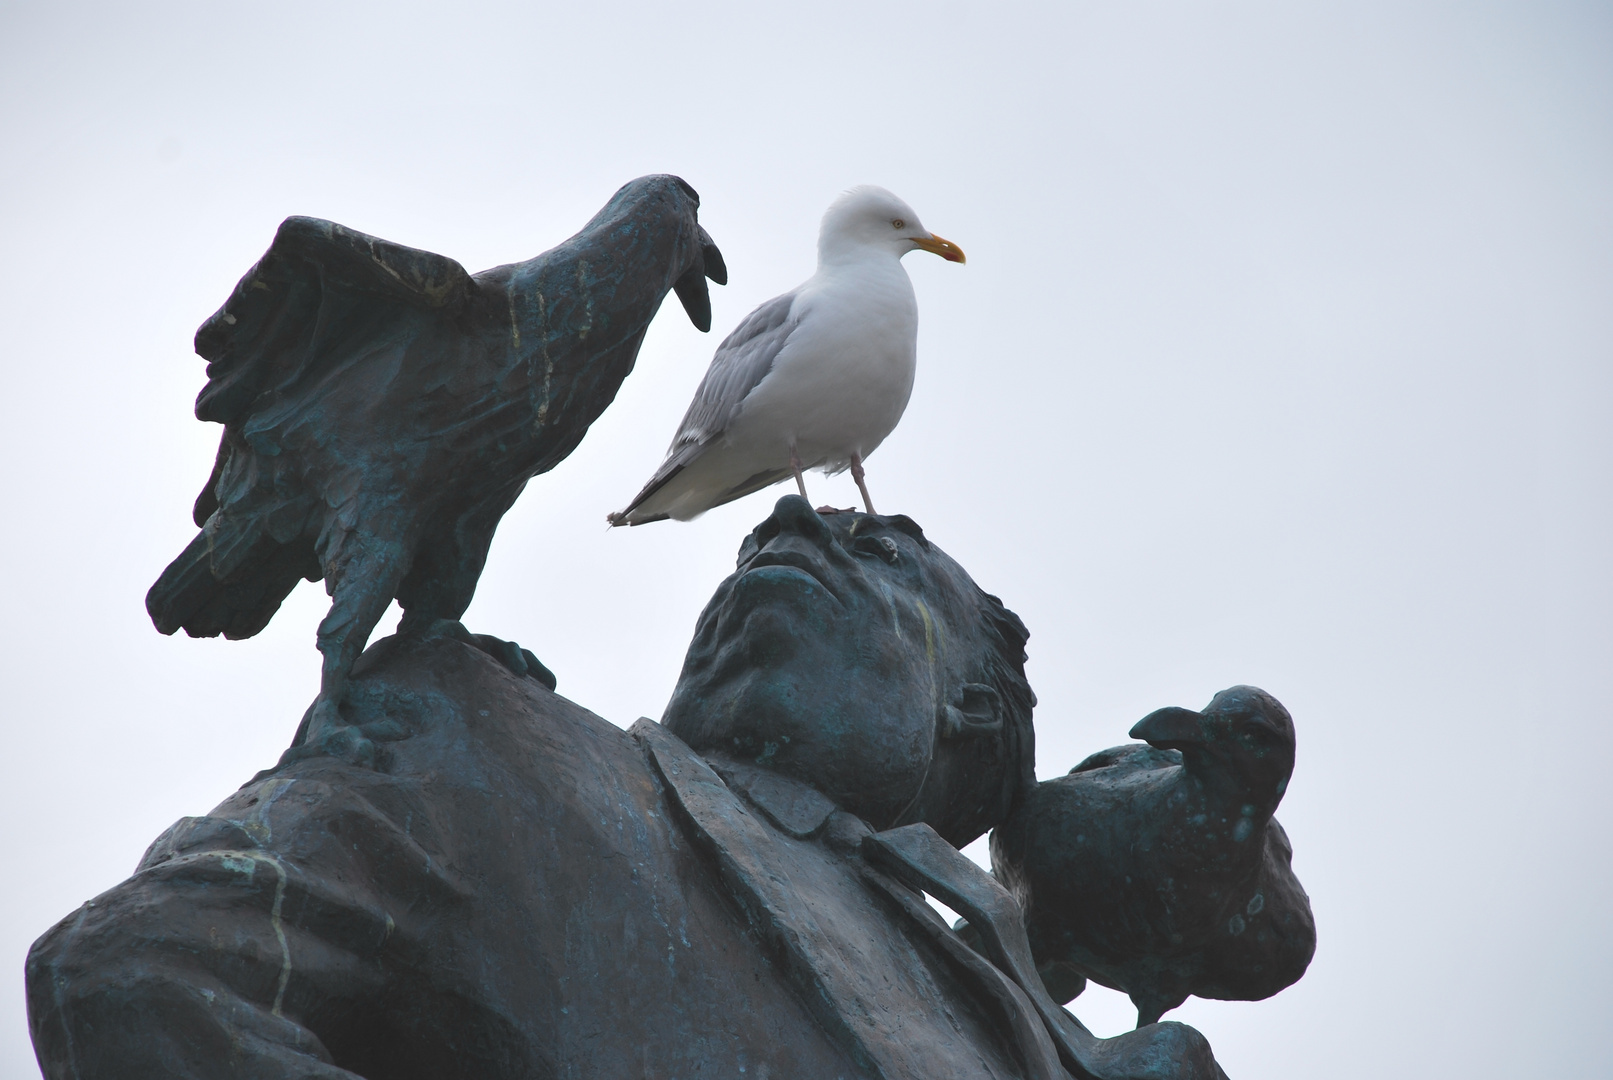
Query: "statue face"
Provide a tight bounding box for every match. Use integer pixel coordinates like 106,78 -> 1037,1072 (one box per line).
663,496 -> 1027,842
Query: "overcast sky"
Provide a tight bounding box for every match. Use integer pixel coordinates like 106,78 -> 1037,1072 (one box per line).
2,2 -> 1609,1077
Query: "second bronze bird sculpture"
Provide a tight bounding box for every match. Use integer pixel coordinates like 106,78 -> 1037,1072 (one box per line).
991,686 -> 1315,1028
147,175 -> 725,761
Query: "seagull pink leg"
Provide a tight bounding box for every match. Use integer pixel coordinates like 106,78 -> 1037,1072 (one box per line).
789,444 -> 810,500
850,453 -> 877,516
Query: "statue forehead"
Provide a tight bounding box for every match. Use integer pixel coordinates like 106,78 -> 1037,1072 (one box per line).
733,511 -> 933,565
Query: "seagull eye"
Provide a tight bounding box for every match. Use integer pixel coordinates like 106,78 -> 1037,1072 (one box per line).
853,534 -> 900,564
891,218 -> 905,230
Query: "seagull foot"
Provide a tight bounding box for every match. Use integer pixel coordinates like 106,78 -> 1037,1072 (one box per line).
815,504 -> 857,515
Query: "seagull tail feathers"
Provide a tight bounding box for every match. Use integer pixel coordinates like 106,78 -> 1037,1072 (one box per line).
605,508 -> 670,528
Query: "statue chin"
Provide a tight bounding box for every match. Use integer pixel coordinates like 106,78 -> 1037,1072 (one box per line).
663,663 -> 935,830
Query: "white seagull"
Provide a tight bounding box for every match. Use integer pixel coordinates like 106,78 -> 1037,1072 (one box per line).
607,185 -> 964,525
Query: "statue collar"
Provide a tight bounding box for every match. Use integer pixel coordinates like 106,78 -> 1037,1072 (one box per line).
701,751 -> 840,839
632,719 -> 1226,1080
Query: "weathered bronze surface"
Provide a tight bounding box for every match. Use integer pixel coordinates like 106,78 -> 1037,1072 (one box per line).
145,175 -> 724,760
29,497 -> 1312,1077
28,173 -> 1312,1075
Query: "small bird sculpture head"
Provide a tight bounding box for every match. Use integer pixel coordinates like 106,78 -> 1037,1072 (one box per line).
1129,686 -> 1296,815
817,185 -> 966,266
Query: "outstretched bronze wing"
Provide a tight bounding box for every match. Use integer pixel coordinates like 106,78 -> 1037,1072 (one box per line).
188,216 -> 476,524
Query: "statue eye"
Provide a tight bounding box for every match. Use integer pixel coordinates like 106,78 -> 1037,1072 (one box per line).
853,534 -> 900,564
891,218 -> 905,229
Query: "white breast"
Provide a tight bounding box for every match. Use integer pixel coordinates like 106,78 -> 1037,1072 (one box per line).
724,257 -> 918,473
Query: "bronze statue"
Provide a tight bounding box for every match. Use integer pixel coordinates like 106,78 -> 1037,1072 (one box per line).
28,496 -> 1311,1079
33,178 -> 1313,1078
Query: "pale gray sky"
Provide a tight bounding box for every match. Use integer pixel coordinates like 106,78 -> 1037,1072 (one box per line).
2,3 -> 1609,1077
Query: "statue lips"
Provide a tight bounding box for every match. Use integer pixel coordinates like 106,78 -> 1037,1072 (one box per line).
735,548 -> 846,610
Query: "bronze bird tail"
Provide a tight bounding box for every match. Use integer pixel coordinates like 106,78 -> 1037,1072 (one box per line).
147,505 -> 319,641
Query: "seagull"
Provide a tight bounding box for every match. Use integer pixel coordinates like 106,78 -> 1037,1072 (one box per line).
607,185 -> 963,525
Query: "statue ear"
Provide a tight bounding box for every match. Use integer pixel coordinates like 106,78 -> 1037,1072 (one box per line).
939,683 -> 1003,740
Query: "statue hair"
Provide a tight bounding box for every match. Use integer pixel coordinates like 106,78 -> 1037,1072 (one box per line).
976,589 -> 1038,802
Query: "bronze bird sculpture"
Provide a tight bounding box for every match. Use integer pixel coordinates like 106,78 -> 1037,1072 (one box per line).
991,686 -> 1315,1027
147,175 -> 725,760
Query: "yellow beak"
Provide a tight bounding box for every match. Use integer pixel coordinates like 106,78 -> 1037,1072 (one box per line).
912,233 -> 966,264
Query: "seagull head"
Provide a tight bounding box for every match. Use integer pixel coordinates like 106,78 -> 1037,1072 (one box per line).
817,185 -> 966,267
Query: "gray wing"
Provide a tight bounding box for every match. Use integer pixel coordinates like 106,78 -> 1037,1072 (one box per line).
617,291 -> 800,515
667,291 -> 798,454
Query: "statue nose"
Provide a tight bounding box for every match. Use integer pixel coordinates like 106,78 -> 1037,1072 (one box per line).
768,495 -> 835,550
